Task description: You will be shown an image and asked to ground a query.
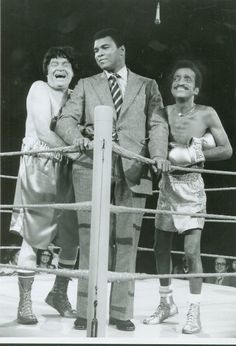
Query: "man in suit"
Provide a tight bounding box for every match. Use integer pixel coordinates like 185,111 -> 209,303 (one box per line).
205,257 -> 231,286
54,28 -> 169,331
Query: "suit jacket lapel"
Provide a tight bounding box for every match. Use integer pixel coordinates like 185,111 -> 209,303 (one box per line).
90,72 -> 114,107
120,70 -> 144,116
89,72 -> 118,121
89,70 -> 144,120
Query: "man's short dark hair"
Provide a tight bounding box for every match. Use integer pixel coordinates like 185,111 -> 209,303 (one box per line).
93,28 -> 125,48
42,46 -> 78,76
169,59 -> 203,90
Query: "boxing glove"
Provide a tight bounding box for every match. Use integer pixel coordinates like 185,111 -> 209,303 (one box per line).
188,137 -> 205,164
202,132 -> 216,150
168,137 -> 205,167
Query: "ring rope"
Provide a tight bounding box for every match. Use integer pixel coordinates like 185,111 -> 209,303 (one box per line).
0,202 -> 235,222
1,170 -> 234,194
0,201 -> 91,211
0,145 -> 78,158
1,142 -> 236,177
112,142 -> 236,176
171,250 -> 236,260
1,171 -> 234,196
1,263 -> 236,282
2,211 -> 234,223
110,205 -> 236,221
1,245 -> 235,262
0,175 -> 17,180
1,169 -> 234,193
0,245 -> 60,250
108,271 -> 236,282
0,246 -> 22,250
1,202 -> 235,222
137,247 -> 236,261
143,215 -> 236,223
0,263 -> 88,279
153,187 -> 236,193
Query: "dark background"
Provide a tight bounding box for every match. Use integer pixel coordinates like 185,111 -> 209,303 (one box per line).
1,0 -> 236,273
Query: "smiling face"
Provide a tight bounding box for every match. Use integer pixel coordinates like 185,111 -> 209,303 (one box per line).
215,257 -> 227,274
40,251 -> 51,264
171,68 -> 199,101
94,36 -> 125,73
47,57 -> 74,91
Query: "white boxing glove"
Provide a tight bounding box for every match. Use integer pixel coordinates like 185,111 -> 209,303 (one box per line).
202,132 -> 216,150
168,137 -> 205,167
187,137 -> 205,164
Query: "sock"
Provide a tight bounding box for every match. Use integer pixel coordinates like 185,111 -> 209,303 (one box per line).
188,293 -> 202,305
159,286 -> 173,304
18,271 -> 35,279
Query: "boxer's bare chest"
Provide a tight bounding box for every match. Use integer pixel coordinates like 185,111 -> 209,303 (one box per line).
167,105 -> 208,145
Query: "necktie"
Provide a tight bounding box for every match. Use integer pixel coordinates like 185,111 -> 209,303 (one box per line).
108,74 -> 123,116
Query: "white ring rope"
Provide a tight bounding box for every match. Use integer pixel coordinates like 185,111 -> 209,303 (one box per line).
1,170 -> 235,194
1,202 -> 235,223
171,250 -> 236,260
137,247 -> 236,261
1,263 -> 236,282
143,215 -> 236,223
110,205 -> 236,221
0,175 -> 17,180
0,263 -> 88,279
153,187 -> 236,193
1,246 -> 236,262
0,201 -> 91,211
112,142 -> 236,176
108,271 -> 236,282
0,142 -> 236,177
0,145 -> 78,157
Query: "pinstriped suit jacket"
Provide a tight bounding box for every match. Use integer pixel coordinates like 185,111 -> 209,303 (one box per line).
55,69 -> 169,194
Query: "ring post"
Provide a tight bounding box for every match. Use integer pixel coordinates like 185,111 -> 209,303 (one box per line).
87,105 -> 113,337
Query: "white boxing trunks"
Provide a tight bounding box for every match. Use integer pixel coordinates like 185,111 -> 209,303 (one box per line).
10,138 -> 79,249
156,172 -> 206,233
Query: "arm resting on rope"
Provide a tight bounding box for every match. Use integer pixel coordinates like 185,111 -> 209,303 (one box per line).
147,91 -> 170,173
54,79 -> 91,155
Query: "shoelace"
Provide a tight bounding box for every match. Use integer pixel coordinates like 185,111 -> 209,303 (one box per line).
186,304 -> 198,324
20,293 -> 35,317
62,295 -> 73,310
53,292 -> 73,312
151,301 -> 169,317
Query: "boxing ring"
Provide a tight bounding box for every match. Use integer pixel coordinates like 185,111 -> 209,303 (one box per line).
0,276 -> 236,342
0,105 -> 236,342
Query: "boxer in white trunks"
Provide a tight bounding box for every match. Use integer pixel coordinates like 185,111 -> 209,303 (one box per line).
144,60 -> 232,333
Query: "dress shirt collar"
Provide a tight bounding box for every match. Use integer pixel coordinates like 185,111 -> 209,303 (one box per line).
104,66 -> 128,82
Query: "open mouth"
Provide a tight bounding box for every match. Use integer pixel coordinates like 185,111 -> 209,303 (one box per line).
54,72 -> 67,79
175,85 -> 188,91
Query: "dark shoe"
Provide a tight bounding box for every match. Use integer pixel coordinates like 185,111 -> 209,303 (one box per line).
109,317 -> 117,325
74,317 -> 87,330
45,291 -> 77,318
109,317 -> 135,331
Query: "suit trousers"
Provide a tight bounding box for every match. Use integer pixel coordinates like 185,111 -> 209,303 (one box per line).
73,154 -> 146,320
